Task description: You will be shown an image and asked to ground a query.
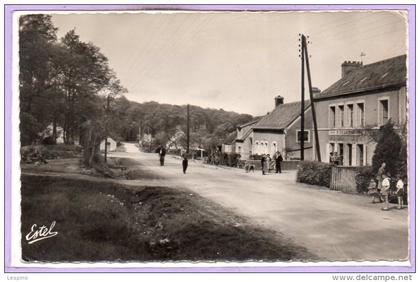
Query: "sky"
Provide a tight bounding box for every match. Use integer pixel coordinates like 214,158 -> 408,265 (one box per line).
51,10 -> 407,116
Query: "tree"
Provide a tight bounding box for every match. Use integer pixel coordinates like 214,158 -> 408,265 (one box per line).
19,15 -> 58,145
372,121 -> 404,177
59,29 -> 112,144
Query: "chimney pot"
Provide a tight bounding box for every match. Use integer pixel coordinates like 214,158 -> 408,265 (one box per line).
311,87 -> 321,96
274,95 -> 284,108
341,60 -> 363,78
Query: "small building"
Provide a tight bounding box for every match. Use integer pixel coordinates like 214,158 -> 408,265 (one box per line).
100,138 -> 117,152
234,118 -> 260,159
237,95 -> 315,160
313,55 -> 407,166
251,96 -> 314,160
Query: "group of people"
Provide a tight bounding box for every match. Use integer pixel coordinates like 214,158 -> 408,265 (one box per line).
155,145 -> 189,174
368,162 -> 405,211
260,151 -> 283,175
156,147 -> 406,210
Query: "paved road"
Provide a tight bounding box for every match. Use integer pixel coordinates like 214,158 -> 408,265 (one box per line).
111,143 -> 409,261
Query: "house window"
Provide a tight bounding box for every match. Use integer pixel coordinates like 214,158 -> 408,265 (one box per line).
255,141 -> 259,154
347,104 -> 354,128
296,130 -> 310,143
357,144 -> 364,166
338,105 -> 344,127
347,144 -> 353,166
356,102 -> 365,127
379,98 -> 389,126
329,106 -> 336,128
338,143 -> 344,165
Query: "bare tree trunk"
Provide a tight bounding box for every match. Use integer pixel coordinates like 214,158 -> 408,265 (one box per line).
52,118 -> 57,144
89,134 -> 97,167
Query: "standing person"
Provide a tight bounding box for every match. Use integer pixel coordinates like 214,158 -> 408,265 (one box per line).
333,152 -> 339,165
381,174 -> 391,211
156,145 -> 166,166
329,152 -> 334,164
275,151 -> 283,174
261,155 -> 266,175
264,154 -> 270,175
367,178 -> 382,203
396,176 -> 405,210
376,162 -> 386,191
182,154 -> 189,174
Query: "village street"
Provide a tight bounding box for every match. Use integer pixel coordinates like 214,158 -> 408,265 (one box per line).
110,143 -> 409,261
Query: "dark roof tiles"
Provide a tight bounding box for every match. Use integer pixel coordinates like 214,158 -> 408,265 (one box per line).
315,55 -> 406,100
252,100 -> 311,130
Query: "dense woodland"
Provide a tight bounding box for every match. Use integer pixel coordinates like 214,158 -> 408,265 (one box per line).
111,97 -> 254,150
19,14 -> 254,156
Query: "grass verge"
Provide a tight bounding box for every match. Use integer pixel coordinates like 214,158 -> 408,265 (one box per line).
21,174 -> 315,262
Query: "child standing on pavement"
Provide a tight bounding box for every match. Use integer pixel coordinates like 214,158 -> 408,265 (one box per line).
396,176 -> 405,209
182,155 -> 188,174
381,174 -> 391,211
368,178 -> 382,203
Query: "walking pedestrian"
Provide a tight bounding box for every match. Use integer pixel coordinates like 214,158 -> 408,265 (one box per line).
155,145 -> 166,166
275,151 -> 283,173
182,154 -> 189,174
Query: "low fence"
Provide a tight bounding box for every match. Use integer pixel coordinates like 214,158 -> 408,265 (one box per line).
330,166 -> 359,194
240,160 -> 300,171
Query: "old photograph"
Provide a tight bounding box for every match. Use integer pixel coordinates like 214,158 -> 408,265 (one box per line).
16,8 -> 409,265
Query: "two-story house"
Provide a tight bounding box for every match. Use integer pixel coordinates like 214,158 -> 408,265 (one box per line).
313,55 -> 407,166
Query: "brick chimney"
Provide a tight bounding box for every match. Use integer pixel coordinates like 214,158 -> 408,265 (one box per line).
341,61 -> 363,78
274,95 -> 284,108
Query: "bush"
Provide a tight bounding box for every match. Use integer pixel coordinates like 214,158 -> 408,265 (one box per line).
354,166 -> 374,193
296,161 -> 332,188
20,144 -> 82,162
372,121 -> 404,178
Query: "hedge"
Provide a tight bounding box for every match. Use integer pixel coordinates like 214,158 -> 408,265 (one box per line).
220,153 -> 241,167
296,161 -> 332,188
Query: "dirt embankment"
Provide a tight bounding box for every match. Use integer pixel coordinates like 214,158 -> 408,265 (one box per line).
21,172 -> 315,262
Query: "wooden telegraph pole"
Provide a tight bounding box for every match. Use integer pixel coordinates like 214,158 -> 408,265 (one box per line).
300,34 -> 305,161
303,36 -> 321,162
186,104 -> 190,154
299,34 -> 321,162
104,94 -> 110,163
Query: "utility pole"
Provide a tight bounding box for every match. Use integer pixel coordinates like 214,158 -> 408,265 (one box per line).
186,104 -> 190,154
300,34 -> 305,161
104,94 -> 110,163
303,36 -> 321,162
